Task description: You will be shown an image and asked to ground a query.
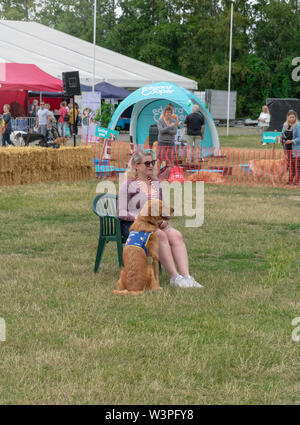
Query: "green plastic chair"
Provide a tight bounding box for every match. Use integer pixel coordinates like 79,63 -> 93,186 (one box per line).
92,193 -> 163,274
92,193 -> 126,272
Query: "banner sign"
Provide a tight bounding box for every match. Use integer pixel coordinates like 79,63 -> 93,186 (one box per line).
141,85 -> 175,97
95,126 -> 119,140
262,131 -> 281,144
81,92 -> 101,142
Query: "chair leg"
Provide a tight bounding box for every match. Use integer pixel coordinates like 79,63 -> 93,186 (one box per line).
94,238 -> 106,273
116,240 -> 124,267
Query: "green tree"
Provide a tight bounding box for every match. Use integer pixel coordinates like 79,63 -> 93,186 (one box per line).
37,0 -> 116,43
1,0 -> 300,116
0,0 -> 36,20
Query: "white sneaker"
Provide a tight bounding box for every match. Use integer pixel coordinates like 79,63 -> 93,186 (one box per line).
170,275 -> 189,288
183,276 -> 203,288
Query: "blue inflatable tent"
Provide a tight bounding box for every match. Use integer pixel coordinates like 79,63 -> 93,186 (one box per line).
109,82 -> 220,154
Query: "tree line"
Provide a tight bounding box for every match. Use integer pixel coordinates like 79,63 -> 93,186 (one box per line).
1,0 -> 300,118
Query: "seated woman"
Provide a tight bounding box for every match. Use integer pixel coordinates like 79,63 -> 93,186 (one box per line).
117,149 -> 202,288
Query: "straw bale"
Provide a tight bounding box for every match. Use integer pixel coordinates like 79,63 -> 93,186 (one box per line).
0,146 -> 94,186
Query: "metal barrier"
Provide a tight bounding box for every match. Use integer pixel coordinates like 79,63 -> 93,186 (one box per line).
11,117 -> 36,133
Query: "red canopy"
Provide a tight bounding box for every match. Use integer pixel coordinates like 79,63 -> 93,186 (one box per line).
0,63 -> 63,92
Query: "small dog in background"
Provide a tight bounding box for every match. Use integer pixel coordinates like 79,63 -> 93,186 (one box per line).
188,171 -> 225,184
10,131 -> 46,146
249,159 -> 287,186
9,131 -> 27,146
54,137 -> 68,146
114,199 -> 173,295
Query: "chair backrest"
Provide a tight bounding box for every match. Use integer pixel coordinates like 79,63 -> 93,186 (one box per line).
92,193 -> 120,237
92,193 -> 117,217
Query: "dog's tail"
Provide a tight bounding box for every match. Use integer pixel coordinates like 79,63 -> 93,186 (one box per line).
113,289 -> 144,295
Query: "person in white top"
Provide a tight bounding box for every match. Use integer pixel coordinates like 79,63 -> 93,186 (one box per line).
258,105 -> 270,137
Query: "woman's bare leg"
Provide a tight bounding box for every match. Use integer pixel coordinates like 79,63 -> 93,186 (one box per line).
164,228 -> 189,277
156,229 -> 178,277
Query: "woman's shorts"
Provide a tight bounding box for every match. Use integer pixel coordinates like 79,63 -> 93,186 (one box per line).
120,220 -> 133,240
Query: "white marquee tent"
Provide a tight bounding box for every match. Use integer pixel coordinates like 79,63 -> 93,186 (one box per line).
0,20 -> 198,90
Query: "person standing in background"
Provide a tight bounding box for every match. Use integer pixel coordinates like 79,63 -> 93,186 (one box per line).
28,99 -> 38,133
183,104 -> 205,164
45,104 -> 58,140
35,101 -> 50,139
57,101 -> 69,137
156,105 -> 177,172
281,110 -> 300,186
69,102 -> 79,136
258,105 -> 270,144
1,104 -> 15,147
28,99 -> 38,118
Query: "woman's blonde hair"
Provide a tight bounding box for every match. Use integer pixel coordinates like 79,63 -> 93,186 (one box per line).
284,109 -> 299,129
126,149 -> 157,180
262,105 -> 270,114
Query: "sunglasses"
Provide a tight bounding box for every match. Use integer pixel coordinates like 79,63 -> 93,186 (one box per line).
142,160 -> 156,167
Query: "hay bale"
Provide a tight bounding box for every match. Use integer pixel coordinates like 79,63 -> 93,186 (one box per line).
0,146 -> 94,186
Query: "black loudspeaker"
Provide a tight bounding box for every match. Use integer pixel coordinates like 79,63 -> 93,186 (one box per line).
149,124 -> 158,147
62,71 -> 81,96
267,98 -> 300,131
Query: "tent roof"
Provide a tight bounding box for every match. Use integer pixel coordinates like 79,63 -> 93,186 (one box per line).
95,82 -> 131,98
80,81 -> 131,99
0,63 -> 63,91
0,20 -> 197,90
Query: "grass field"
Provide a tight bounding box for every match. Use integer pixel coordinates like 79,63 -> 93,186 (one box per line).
219,132 -> 282,150
0,176 -> 299,404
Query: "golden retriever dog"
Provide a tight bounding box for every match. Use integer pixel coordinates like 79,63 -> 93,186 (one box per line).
54,137 -> 68,146
114,199 -> 173,295
249,159 -> 287,186
187,171 -> 225,184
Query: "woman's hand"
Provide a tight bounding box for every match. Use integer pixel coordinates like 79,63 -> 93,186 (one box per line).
285,140 -> 293,144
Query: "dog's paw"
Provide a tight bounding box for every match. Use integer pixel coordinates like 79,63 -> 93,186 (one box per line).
113,289 -> 129,295
151,286 -> 163,292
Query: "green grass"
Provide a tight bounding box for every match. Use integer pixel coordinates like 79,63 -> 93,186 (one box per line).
219,133 -> 282,150
0,180 -> 299,404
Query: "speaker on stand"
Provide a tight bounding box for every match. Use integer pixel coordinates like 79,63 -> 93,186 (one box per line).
62,71 -> 81,146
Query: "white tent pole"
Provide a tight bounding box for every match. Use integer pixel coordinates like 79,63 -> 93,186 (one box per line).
226,2 -> 233,136
92,0 -> 97,92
